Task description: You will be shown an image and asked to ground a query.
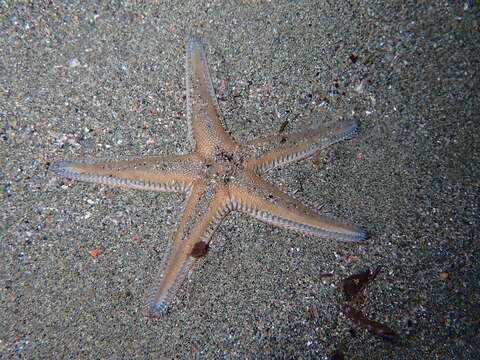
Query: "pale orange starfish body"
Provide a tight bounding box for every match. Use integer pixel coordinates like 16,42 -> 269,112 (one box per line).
52,37 -> 367,316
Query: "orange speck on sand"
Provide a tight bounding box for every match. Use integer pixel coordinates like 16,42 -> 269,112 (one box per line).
90,248 -> 100,257
356,152 -> 365,160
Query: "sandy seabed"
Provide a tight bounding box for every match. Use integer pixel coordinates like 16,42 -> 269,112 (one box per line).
1,1 -> 478,359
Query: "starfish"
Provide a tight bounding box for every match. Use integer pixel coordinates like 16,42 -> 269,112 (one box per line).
51,37 -> 367,317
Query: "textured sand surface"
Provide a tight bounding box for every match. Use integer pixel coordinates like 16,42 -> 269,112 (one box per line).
1,1 -> 478,359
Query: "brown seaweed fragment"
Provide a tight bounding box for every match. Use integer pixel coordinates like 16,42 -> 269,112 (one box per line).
339,303 -> 398,340
329,349 -> 345,360
190,241 -> 209,258
342,266 -> 381,301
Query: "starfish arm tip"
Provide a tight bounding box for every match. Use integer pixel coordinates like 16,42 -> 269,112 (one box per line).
50,160 -> 67,174
360,230 -> 372,241
146,301 -> 169,318
341,226 -> 370,242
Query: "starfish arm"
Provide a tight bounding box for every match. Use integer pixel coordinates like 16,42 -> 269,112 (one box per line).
51,154 -> 202,192
242,120 -> 358,173
146,182 -> 232,316
228,171 -> 367,242
186,37 -> 238,155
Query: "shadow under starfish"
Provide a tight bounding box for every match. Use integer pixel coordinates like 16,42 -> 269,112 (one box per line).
51,37 -> 368,317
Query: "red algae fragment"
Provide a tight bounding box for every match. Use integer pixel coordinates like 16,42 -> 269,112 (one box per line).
339,303 -> 398,340
342,266 -> 381,301
338,266 -> 400,343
